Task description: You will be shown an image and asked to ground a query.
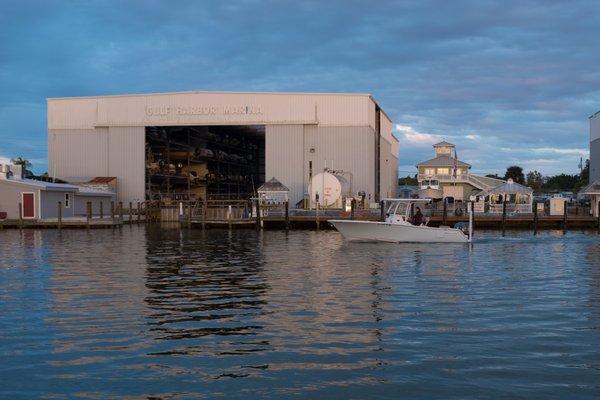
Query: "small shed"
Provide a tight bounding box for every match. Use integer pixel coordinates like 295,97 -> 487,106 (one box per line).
257,177 -> 289,205
484,179 -> 533,213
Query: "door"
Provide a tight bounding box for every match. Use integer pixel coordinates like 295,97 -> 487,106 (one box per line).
22,192 -> 35,219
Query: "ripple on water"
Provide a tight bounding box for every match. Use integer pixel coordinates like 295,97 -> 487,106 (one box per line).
0,227 -> 599,399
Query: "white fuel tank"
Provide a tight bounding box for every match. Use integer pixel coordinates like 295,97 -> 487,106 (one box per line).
309,172 -> 350,208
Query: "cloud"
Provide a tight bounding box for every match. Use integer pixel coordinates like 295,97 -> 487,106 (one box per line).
0,0 -> 599,175
395,124 -> 444,145
531,147 -> 589,156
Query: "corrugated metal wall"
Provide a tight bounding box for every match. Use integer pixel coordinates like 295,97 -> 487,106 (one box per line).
266,125 -> 378,205
48,128 -> 109,179
48,92 -> 398,206
107,127 -> 145,203
305,125 -> 375,198
48,127 -> 144,203
380,139 -> 392,198
265,125 -> 305,205
591,114 -> 600,182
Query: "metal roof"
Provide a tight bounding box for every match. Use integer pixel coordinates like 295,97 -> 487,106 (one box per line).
485,179 -> 533,194
0,178 -> 79,191
88,177 -> 117,184
417,155 -> 471,168
581,180 -> 600,194
257,177 -> 290,192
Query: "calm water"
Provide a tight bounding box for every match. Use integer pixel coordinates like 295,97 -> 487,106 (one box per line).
1,226 -> 599,399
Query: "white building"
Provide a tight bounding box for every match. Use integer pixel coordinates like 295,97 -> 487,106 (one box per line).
47,91 -> 399,206
590,110 -> 600,183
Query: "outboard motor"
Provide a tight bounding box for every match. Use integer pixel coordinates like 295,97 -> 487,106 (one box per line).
454,222 -> 469,235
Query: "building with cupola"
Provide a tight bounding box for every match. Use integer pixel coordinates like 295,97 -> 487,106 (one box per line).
416,141 -> 504,201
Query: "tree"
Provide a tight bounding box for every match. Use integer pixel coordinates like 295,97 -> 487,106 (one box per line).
504,165 -> 525,184
542,174 -> 579,192
485,173 -> 502,179
580,159 -> 589,184
526,170 -> 543,192
398,174 -> 418,186
10,156 -> 33,177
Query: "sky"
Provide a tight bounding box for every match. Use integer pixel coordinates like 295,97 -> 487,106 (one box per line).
0,0 -> 599,176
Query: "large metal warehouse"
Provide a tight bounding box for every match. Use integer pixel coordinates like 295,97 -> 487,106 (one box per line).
47,91 -> 398,206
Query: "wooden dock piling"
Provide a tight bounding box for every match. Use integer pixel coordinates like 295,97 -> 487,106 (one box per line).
533,201 -> 538,235
285,201 -> 290,231
129,202 -> 133,224
380,200 -> 385,222
18,202 -> 23,229
350,199 -> 355,220
598,202 -> 600,234
255,199 -> 261,229
137,202 -> 141,223
502,200 -> 507,237
110,201 -> 115,224
100,202 -> 104,219
442,200 -> 447,226
86,201 -> 91,229
58,201 -> 62,230
316,202 -> 320,230
119,202 -> 123,222
563,204 -> 568,233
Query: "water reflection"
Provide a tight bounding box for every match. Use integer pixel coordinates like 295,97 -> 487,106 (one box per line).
0,228 -> 599,398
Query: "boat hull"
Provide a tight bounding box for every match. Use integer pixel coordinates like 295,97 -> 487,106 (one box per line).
328,220 -> 469,243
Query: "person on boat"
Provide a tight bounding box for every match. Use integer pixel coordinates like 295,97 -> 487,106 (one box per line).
413,207 -> 424,225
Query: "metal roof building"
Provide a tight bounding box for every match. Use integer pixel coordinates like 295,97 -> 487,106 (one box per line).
590,110 -> 600,183
47,91 -> 399,206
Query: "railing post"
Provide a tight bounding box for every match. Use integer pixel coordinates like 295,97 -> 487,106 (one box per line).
502,200 -> 507,237
533,201 -> 538,236
86,201 -> 91,229
58,201 -> 62,230
285,200 -> 290,231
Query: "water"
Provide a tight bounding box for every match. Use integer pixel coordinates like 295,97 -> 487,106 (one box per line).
0,226 -> 599,399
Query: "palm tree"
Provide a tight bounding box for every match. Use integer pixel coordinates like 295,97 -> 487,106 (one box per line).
10,156 -> 32,169
10,156 -> 33,177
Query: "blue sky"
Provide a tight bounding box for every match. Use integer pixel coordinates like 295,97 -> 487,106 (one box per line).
0,0 -> 599,176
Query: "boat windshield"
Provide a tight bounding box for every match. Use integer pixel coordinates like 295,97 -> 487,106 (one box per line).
386,201 -> 410,217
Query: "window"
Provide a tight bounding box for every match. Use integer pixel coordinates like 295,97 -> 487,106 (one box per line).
424,168 -> 435,175
437,168 -> 450,175
64,193 -> 70,208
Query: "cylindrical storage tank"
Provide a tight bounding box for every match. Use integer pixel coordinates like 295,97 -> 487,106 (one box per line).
309,172 -> 351,208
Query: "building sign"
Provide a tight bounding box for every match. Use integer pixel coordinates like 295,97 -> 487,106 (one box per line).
145,105 -> 263,117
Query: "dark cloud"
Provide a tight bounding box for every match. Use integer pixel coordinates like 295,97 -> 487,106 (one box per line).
0,0 -> 598,174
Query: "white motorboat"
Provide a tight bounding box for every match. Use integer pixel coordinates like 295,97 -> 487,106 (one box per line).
329,199 -> 472,243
